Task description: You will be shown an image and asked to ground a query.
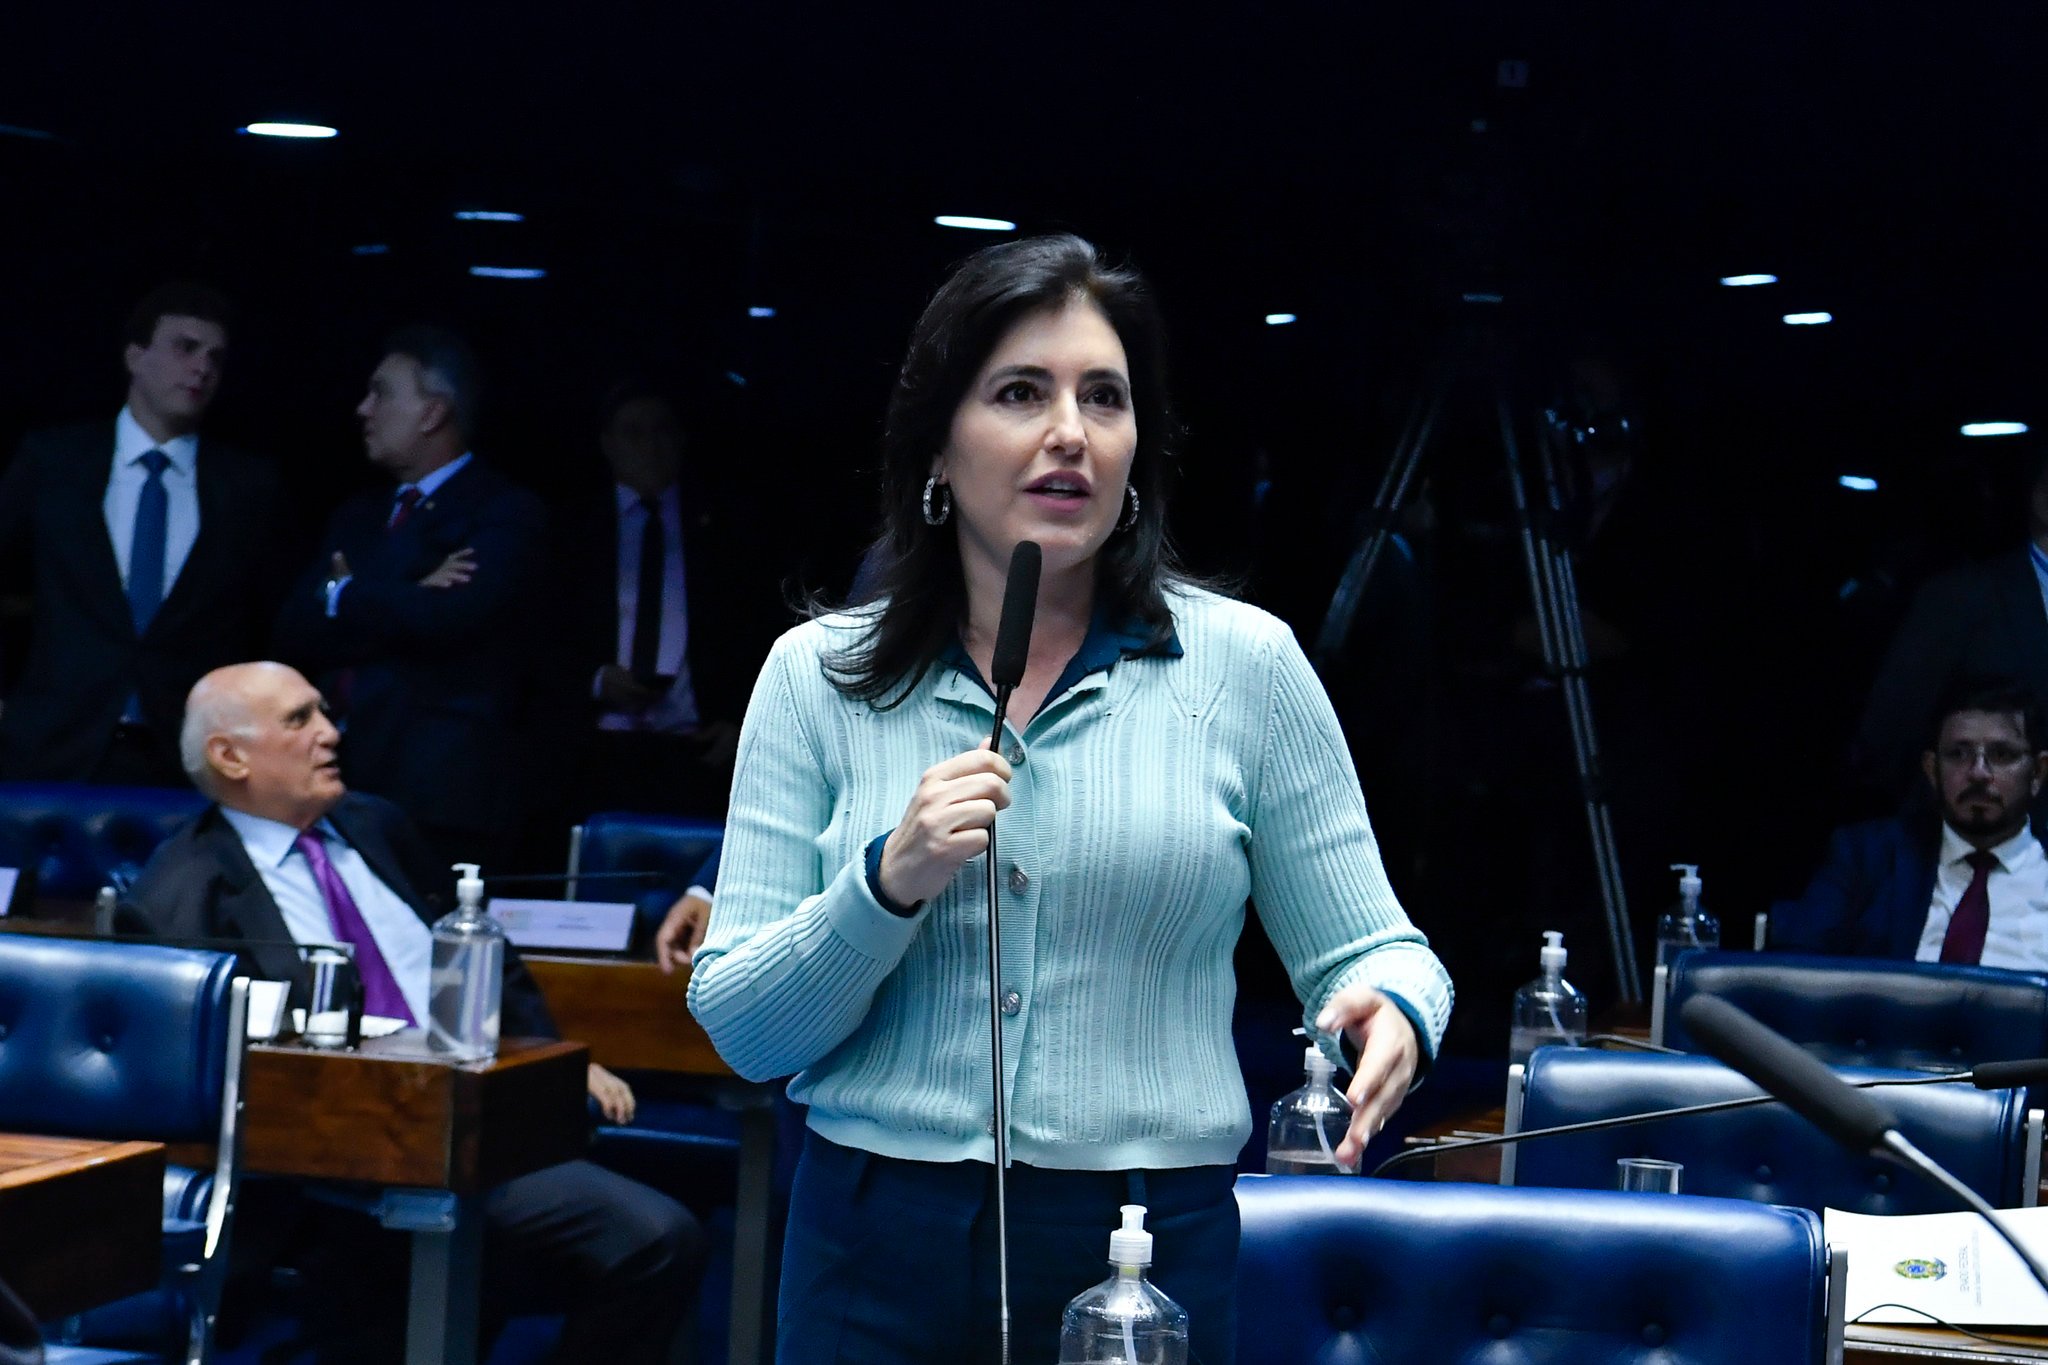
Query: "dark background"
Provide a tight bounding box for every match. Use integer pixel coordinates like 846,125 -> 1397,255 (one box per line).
3,1 -> 2043,1050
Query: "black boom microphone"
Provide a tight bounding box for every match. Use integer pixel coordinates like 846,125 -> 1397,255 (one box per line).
984,538 -> 1038,1365
1682,994 -> 2048,1294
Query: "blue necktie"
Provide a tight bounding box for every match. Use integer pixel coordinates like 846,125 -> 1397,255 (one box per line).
126,450 -> 170,632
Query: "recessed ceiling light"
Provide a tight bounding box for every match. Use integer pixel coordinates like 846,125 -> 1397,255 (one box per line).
468,266 -> 545,280
1782,312 -> 1833,326
241,122 -> 337,139
748,306 -> 776,319
1264,313 -> 1298,326
1961,421 -> 2029,438
934,215 -> 1016,231
455,210 -> 524,223
351,244 -> 390,256
1720,273 -> 1778,287
1838,475 -> 1878,492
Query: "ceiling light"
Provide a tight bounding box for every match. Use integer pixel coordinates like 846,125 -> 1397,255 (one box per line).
1783,312 -> 1833,325
455,210 -> 524,223
934,215 -> 1016,231
468,266 -> 545,280
748,306 -> 776,318
1264,313 -> 1298,326
1838,475 -> 1878,491
351,244 -> 390,256
241,122 -> 337,139
1719,274 -> 1778,287
725,371 -> 748,386
0,124 -> 57,141
1961,421 -> 2029,438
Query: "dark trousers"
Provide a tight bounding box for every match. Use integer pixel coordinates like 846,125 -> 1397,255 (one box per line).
777,1131 -> 1239,1365
274,1158 -> 705,1364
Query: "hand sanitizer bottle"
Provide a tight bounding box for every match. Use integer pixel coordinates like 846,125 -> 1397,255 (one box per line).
1508,930 -> 1588,1066
428,862 -> 503,1061
1266,1043 -> 1357,1174
1058,1205 -> 1190,1364
1656,863 -> 1721,970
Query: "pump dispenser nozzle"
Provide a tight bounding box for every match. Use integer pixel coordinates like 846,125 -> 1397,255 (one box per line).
1539,930 -> 1567,974
1669,863 -> 1703,906
1108,1204 -> 1153,1268
452,863 -> 484,908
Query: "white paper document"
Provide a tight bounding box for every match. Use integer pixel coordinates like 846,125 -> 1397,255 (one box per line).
488,897 -> 636,951
0,867 -> 19,916
1826,1205 -> 2048,1327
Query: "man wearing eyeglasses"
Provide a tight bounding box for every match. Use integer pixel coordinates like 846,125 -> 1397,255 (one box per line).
1773,677 -> 2048,967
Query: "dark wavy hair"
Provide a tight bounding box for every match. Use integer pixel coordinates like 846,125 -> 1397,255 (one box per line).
827,233 -> 1188,705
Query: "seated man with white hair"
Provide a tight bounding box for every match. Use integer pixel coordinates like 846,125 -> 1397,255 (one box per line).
123,660 -> 702,1365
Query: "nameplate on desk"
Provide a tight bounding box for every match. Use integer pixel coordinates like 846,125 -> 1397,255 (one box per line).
489,898 -> 635,951
0,868 -> 17,917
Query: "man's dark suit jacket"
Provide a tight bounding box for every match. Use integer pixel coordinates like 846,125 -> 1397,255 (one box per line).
1769,816 -> 1947,959
120,791 -> 554,1034
273,460 -> 546,837
0,420 -> 281,781
1855,547 -> 2048,805
553,481 -> 780,732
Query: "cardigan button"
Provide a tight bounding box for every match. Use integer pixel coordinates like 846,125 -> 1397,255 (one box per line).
1008,865 -> 1029,893
1007,745 -> 1026,765
1001,989 -> 1022,1017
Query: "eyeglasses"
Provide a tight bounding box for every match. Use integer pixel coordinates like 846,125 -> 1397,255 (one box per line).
1937,742 -> 2037,771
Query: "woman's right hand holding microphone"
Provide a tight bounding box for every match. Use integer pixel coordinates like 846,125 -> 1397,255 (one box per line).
876,744 -> 1014,908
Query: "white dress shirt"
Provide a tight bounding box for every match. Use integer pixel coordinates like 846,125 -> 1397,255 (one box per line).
104,406 -> 200,594
600,482 -> 700,733
1915,821 -> 2048,970
220,807 -> 435,1023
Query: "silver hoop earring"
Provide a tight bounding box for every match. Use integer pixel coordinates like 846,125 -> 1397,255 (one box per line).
1118,483 -> 1141,532
922,476 -> 952,526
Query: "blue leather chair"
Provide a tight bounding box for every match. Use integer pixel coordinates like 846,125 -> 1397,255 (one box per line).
0,783 -> 206,905
1235,1174 -> 1841,1365
1504,1048 -> 2043,1215
1655,949 -> 2048,1070
0,935 -> 249,1364
566,812 -> 722,937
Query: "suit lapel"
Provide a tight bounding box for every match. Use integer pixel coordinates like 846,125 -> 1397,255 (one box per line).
329,800 -> 433,928
149,440 -> 229,633
194,810 -> 310,986
59,424 -> 135,638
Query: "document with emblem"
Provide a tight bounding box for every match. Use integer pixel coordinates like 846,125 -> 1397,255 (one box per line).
1826,1206 -> 2048,1327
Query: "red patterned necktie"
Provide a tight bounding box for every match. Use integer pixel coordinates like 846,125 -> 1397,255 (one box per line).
1938,850 -> 2000,966
387,486 -> 422,532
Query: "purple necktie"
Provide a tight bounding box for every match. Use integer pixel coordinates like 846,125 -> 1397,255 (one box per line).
294,830 -> 417,1025
1939,850 -> 2000,966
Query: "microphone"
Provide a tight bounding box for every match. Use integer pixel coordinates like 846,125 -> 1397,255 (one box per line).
1682,995 -> 2048,1294
1371,1061 -> 1989,1177
983,537 -> 1038,1365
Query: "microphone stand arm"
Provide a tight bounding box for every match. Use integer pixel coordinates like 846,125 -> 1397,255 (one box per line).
985,686 -> 1016,1365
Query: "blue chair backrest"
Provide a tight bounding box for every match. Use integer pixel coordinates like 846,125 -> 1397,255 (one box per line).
0,935 -> 236,1143
1513,1047 -> 2036,1214
1665,949 -> 2048,1069
573,812 -> 722,919
0,783 -> 207,901
1235,1174 -> 1831,1365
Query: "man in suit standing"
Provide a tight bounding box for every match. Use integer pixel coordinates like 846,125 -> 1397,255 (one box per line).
554,381 -> 779,817
125,661 -> 699,1363
0,282 -> 280,785
1854,451 -> 2048,810
274,326 -> 545,873
1775,677 -> 2048,968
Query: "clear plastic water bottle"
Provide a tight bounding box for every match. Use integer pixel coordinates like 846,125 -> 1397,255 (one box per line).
428,862 -> 503,1061
1266,1044 -> 1356,1174
1058,1205 -> 1189,1365
1508,930 -> 1587,1066
1655,863 -> 1721,970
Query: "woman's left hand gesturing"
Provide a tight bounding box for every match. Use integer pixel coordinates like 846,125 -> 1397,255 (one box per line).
1316,985 -> 1420,1170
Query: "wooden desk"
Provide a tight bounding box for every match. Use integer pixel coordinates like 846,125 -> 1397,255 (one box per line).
241,1035 -> 588,1365
0,1133 -> 163,1319
522,955 -> 777,1365
1846,1324 -> 2048,1361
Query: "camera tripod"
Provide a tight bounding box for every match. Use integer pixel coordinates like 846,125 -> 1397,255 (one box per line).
1311,345 -> 1645,1005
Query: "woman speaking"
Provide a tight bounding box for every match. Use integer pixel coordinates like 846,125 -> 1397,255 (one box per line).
688,234 -> 1451,1363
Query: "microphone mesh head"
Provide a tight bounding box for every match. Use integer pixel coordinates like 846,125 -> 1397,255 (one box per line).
990,541 -> 1041,688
